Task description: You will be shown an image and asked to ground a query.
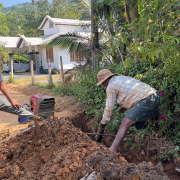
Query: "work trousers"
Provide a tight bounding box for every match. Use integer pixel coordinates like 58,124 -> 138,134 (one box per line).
0,95 -> 35,120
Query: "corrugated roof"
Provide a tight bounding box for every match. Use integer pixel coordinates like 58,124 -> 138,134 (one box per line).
51,17 -> 91,25
41,32 -> 91,45
38,15 -> 91,30
0,32 -> 91,49
0,37 -> 19,48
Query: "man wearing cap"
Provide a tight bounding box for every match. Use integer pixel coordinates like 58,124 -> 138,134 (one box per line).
0,72 -> 35,122
96,69 -> 160,152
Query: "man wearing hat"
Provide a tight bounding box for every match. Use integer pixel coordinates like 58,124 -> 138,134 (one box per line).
96,69 -> 160,152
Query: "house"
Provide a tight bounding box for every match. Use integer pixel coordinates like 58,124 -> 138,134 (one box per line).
0,15 -> 91,73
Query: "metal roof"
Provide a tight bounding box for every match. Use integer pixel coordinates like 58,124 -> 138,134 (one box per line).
38,15 -> 91,30
0,31 -> 91,50
0,37 -> 19,49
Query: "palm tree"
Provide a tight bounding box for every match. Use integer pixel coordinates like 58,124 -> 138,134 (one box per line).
91,0 -> 99,70
43,0 -> 101,70
43,32 -> 90,51
31,0 -> 36,5
42,32 -> 92,65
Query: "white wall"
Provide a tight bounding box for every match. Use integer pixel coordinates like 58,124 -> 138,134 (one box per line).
49,47 -> 60,70
44,20 -> 60,36
41,48 -> 47,69
59,50 -> 85,70
44,19 -> 91,36
41,47 -> 84,71
60,25 -> 91,33
41,19 -> 90,71
41,47 -> 60,70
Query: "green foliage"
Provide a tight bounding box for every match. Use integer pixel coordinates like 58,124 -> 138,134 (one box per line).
4,0 -> 50,37
12,55 -> 28,62
40,69 -> 48,74
49,0 -> 90,20
43,32 -> 90,52
56,59 -> 180,147
154,146 -> 180,162
52,67 -> 58,74
2,2 -> 35,13
8,74 -> 15,83
0,3 -> 9,36
0,46 -> 9,63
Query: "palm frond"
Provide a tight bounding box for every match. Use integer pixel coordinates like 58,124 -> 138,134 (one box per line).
42,32 -> 90,53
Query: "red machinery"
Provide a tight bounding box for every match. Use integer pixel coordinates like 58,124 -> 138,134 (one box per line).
30,95 -> 55,116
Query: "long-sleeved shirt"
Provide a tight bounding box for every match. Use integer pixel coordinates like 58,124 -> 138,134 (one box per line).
101,75 -> 156,124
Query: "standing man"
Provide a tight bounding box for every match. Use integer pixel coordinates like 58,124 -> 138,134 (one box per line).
96,69 -> 160,152
0,72 -> 35,121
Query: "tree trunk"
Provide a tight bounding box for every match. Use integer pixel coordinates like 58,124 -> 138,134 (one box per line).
30,60 -> 34,85
10,59 -> 13,79
124,0 -> 131,24
47,58 -> 53,87
130,0 -> 139,63
60,56 -> 65,90
130,0 -> 138,25
91,0 -> 99,70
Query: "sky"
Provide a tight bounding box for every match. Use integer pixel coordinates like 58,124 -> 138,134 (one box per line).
1,0 -> 36,7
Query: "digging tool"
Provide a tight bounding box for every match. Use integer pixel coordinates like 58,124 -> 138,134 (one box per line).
95,123 -> 106,142
86,133 -> 132,138
87,133 -> 116,137
34,117 -> 40,141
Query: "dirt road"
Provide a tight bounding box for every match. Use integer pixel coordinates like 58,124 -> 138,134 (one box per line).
0,85 -> 31,137
0,84 -> 85,140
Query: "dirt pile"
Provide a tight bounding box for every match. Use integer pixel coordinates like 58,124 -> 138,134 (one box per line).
0,116 -> 170,180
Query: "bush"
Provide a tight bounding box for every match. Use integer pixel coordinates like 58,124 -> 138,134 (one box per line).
40,69 -> 48,74
54,61 -> 180,145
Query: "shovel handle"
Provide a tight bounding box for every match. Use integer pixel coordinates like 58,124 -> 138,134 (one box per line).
86,133 -> 116,137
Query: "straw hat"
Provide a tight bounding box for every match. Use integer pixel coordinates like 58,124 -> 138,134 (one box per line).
96,69 -> 116,86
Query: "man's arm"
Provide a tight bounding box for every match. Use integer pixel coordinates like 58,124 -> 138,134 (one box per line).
0,82 -> 21,109
101,88 -> 117,124
96,88 -> 117,142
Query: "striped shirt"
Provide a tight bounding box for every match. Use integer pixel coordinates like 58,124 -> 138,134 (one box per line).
101,75 -> 156,124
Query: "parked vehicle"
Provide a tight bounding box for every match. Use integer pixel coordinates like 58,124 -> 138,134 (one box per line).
3,59 -> 30,73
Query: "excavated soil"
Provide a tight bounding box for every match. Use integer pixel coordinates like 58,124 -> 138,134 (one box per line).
0,84 -> 180,179
0,116 -> 170,180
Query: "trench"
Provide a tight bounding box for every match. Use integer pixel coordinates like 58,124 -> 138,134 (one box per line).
70,112 -> 180,180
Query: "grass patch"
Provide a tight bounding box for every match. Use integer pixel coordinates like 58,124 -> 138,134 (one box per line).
4,74 -> 60,87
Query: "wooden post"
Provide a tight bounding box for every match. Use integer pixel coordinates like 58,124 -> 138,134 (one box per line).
60,56 -> 65,89
31,60 -> 34,85
8,51 -> 13,79
10,59 -> 13,79
47,58 -> 53,86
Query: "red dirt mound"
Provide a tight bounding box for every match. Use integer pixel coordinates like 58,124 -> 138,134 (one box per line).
0,116 -> 170,180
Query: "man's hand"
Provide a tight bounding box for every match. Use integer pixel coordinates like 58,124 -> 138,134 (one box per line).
11,101 -> 21,109
118,107 -> 127,113
0,82 -> 21,109
96,123 -> 107,142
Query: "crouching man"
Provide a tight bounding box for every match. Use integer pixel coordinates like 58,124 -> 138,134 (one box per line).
0,73 -> 35,121
96,69 -> 160,152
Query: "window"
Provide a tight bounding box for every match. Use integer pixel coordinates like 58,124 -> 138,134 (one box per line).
46,48 -> 54,63
49,20 -> 54,28
70,50 -> 84,62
